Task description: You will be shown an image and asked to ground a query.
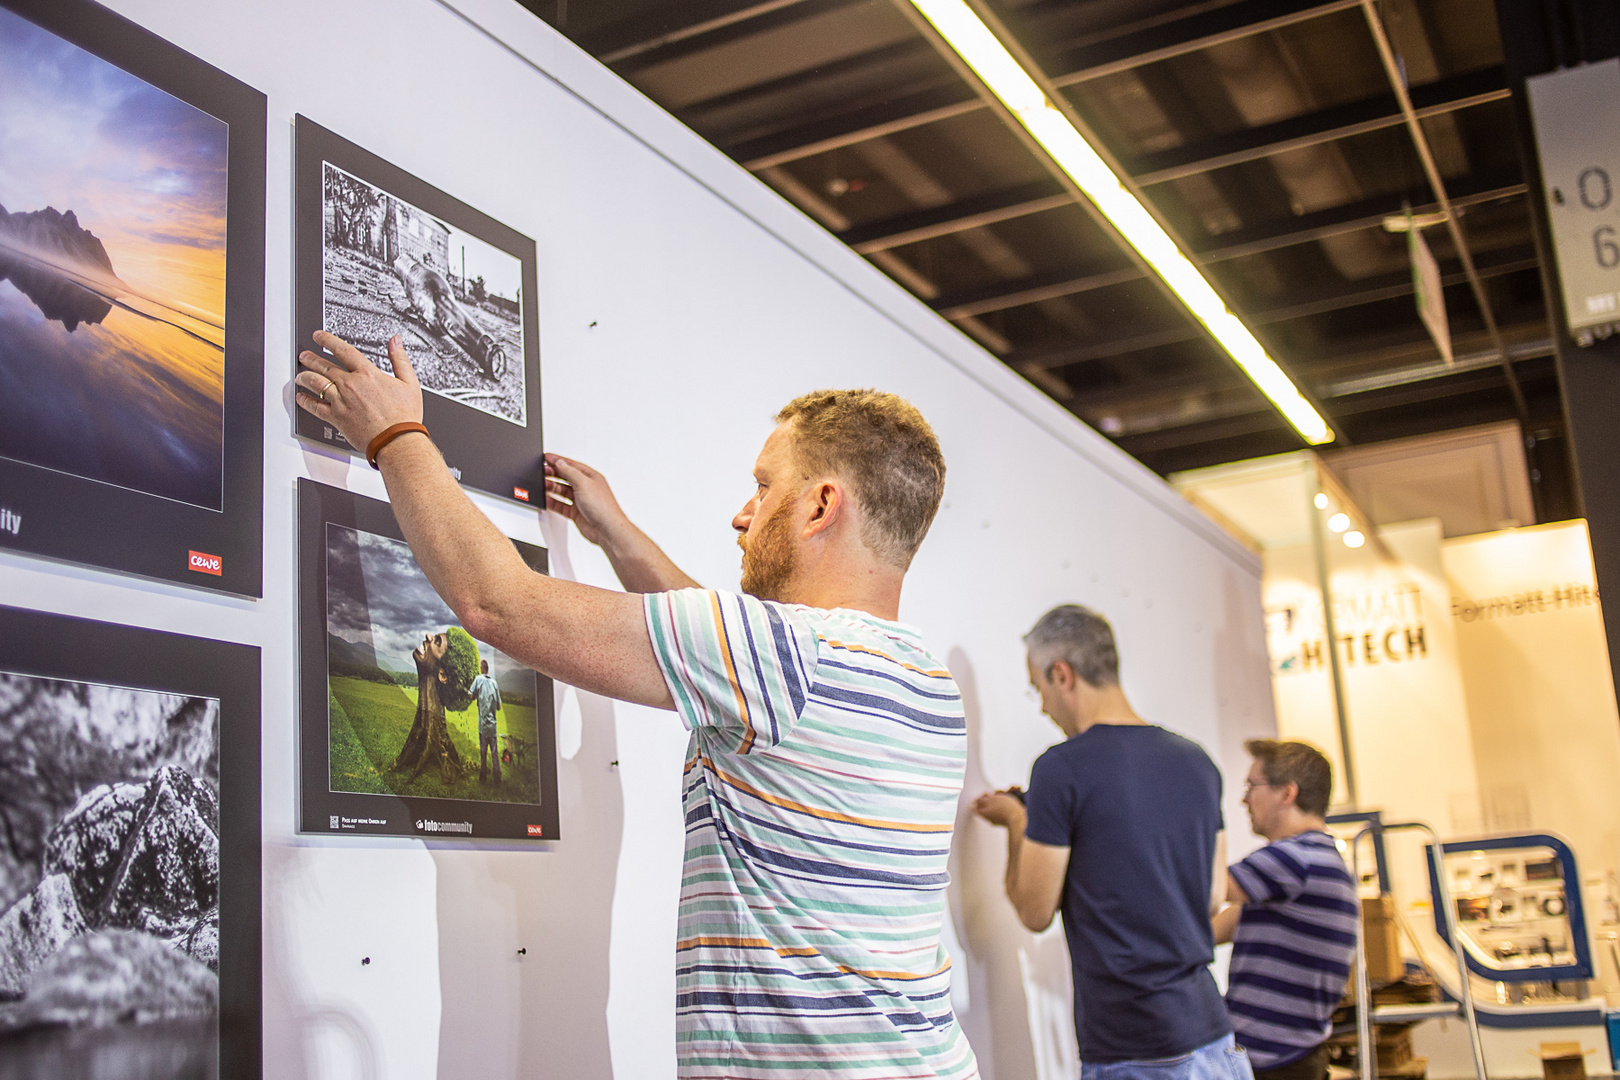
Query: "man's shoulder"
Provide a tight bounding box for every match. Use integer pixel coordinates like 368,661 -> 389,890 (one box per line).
1245,832 -> 1356,888
798,607 -> 947,670
1277,831 -> 1355,877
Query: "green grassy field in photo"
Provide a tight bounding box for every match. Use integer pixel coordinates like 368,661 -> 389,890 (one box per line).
327,673 -> 541,804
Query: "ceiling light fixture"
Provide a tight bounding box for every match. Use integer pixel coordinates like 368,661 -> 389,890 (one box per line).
1344,530 -> 1366,548
904,0 -> 1334,445
1313,492 -> 1329,510
1328,512 -> 1351,533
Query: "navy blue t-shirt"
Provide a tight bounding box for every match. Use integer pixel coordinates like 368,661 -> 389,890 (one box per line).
1024,723 -> 1230,1062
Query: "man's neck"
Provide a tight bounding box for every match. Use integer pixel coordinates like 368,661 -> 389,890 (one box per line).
1073,685 -> 1146,734
778,565 -> 904,620
1267,814 -> 1327,842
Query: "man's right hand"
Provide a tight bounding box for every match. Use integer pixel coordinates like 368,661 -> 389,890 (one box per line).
973,789 -> 1029,830
544,454 -> 631,549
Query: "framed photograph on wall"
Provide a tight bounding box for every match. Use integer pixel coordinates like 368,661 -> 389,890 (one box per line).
298,479 -> 560,841
0,605 -> 261,1078
294,116 -> 544,506
0,0 -> 266,595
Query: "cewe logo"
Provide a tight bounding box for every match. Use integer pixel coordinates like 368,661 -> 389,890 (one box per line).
188,550 -> 223,576
526,824 -> 544,837
513,486 -> 531,502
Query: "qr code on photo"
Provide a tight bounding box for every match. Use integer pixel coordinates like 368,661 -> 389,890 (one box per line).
330,815 -> 340,829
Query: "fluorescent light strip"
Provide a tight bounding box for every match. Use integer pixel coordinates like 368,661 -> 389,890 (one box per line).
909,0 -> 1334,446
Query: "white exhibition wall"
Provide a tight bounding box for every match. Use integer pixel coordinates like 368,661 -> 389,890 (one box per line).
0,1 -> 1278,1077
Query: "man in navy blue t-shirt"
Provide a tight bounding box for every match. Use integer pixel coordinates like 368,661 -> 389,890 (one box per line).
976,605 -> 1249,1080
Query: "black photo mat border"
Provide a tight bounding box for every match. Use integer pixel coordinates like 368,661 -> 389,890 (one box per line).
297,479 -> 560,841
0,0 -> 266,596
0,605 -> 263,1079
293,116 -> 545,506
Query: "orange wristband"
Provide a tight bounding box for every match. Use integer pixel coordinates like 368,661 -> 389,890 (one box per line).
367,422 -> 430,469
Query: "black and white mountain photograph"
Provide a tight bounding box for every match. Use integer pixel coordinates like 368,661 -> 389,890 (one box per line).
0,672 -> 220,1078
321,162 -> 527,426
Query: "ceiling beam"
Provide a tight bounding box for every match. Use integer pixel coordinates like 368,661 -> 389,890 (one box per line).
1045,0 -> 1361,88
582,0 -> 821,64
835,108 -> 1516,262
841,179 -> 1068,253
737,0 -> 1362,169
1250,246 -> 1539,324
1130,66 -> 1508,186
737,85 -> 979,170
932,264 -> 1141,320
1110,365 -> 1538,454
1008,244 -> 1540,371
1198,168 -> 1527,263
933,210 -> 1535,327
1064,326 -> 1553,417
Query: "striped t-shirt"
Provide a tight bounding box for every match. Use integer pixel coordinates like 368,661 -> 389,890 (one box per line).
1226,830 -> 1359,1069
644,588 -> 979,1080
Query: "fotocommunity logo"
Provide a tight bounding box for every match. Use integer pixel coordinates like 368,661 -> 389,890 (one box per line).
417,819 -> 473,834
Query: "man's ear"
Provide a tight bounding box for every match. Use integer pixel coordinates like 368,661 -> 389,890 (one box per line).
437,668 -> 449,685
802,480 -> 843,537
1048,659 -> 1077,691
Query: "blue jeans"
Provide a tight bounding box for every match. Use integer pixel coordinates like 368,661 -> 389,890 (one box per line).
1082,1034 -> 1255,1080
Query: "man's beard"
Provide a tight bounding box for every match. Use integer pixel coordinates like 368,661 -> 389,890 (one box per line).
739,496 -> 798,602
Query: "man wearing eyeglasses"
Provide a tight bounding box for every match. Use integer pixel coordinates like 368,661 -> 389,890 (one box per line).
974,604 -> 1245,1080
1214,740 -> 1357,1080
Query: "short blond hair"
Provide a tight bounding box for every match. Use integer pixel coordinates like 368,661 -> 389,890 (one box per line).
775,389 -> 945,569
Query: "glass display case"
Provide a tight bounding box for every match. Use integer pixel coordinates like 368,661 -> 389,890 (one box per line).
1426,834 -> 1594,983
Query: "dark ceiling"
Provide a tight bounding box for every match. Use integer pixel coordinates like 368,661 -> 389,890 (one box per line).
521,0 -> 1574,517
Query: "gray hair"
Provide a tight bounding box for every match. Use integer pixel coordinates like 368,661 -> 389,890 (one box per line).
1024,604 -> 1119,688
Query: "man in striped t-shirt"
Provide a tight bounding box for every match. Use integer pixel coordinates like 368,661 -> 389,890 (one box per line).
294,339 -> 977,1077
561,391 -> 977,1078
1216,740 -> 1358,1080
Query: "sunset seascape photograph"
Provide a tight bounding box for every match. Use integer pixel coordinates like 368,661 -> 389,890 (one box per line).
0,5 -> 228,510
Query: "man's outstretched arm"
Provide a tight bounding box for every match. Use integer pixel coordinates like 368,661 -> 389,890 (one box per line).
543,454 -> 699,593
974,790 -> 1069,933
295,331 -> 674,710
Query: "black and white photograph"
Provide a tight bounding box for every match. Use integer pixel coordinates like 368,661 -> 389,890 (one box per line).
299,479 -> 559,841
0,0 -> 265,595
322,162 -> 527,426
296,116 -> 544,506
0,606 -> 260,1080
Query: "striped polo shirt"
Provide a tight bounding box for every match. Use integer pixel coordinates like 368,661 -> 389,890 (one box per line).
1226,830 -> 1359,1069
645,588 -> 979,1080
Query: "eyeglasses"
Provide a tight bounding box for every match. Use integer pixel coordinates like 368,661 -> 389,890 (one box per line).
1024,685 -> 1041,702
1242,780 -> 1276,795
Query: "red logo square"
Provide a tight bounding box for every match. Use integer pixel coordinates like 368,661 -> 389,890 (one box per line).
526,824 -> 544,837
188,550 -> 223,576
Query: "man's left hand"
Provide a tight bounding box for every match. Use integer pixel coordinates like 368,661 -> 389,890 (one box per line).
295,331 -> 424,453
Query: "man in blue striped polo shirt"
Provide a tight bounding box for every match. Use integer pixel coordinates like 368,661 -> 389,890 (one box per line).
1216,740 -> 1359,1080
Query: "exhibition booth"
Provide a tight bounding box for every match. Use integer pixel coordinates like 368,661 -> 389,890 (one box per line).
1176,450 -> 1620,1079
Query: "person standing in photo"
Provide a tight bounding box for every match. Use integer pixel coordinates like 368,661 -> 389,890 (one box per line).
470,657 -> 503,785
1214,740 -> 1358,1080
975,604 -> 1246,1080
293,331 -> 979,1079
